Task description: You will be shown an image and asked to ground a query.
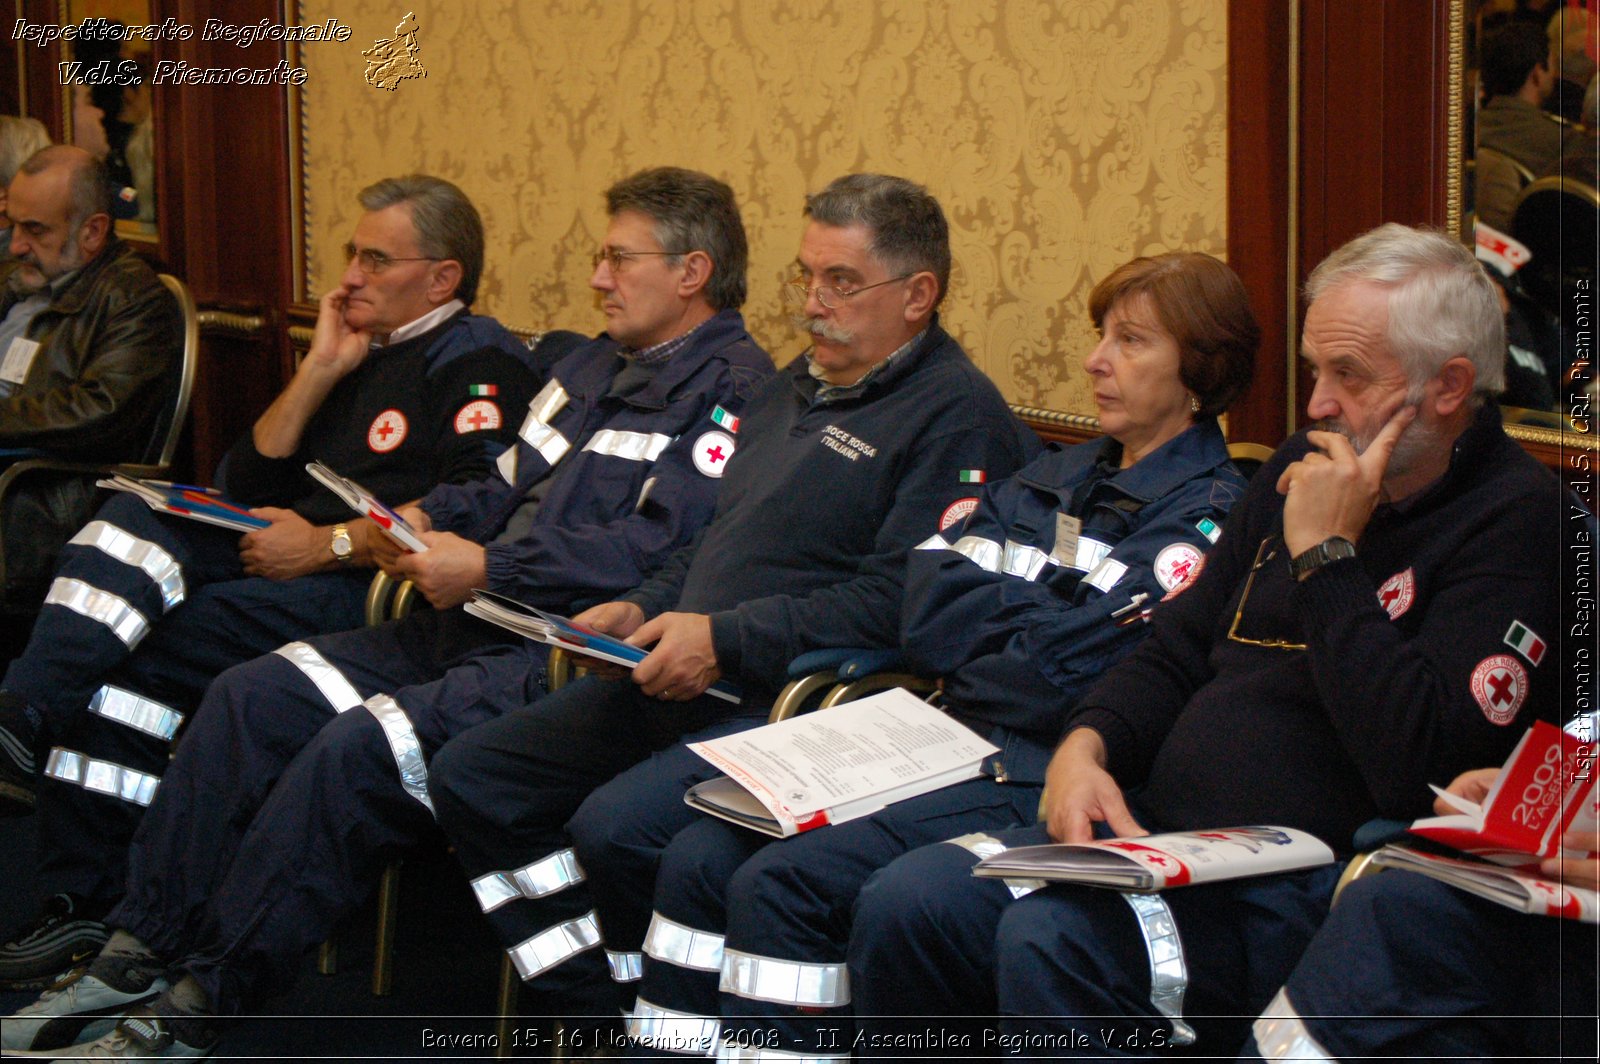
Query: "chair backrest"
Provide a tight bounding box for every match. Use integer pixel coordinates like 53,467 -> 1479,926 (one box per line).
1510,176 -> 1600,312
147,274 -> 199,471
1226,441 -> 1275,482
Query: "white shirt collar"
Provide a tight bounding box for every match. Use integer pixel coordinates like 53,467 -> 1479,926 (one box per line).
380,299 -> 465,347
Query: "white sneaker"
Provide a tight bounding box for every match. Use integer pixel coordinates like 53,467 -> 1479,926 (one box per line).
31,1006 -> 214,1059
1,964 -> 167,1053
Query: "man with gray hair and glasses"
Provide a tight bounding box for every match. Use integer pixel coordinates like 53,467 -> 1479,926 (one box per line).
843,223 -> 1571,1058
0,173 -> 539,985
417,172 -> 1036,1047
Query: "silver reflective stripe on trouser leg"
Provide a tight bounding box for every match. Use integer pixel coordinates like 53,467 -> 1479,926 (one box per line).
1252,987 -> 1335,1062
362,694 -> 433,814
717,1042 -> 849,1062
583,429 -> 673,463
470,849 -> 586,912
87,685 -> 183,742
1121,891 -> 1197,1046
273,642 -> 364,713
507,910 -> 603,981
627,997 -> 720,1055
44,578 -> 149,648
643,911 -> 724,971
43,748 -> 159,806
719,948 -> 848,1007
69,521 -> 185,610
607,949 -> 642,983
944,833 -> 1046,899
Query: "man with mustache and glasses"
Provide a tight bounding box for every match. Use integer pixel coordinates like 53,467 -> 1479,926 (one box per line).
416,173 -> 1035,1046
0,173 -> 540,990
843,224 -> 1572,1058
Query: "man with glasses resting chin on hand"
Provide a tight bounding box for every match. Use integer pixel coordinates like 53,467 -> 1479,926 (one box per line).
846,224 -> 1570,1058
0,173 -> 538,986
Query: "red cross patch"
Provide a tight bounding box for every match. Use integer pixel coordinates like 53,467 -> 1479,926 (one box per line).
692,430 -> 735,478
939,497 -> 979,532
367,409 -> 409,453
1375,568 -> 1416,620
1160,553 -> 1206,601
1469,654 -> 1528,725
454,399 -> 503,435
1153,542 -> 1202,592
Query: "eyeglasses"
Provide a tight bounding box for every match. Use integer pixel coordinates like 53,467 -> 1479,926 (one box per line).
591,248 -> 686,273
342,242 -> 440,275
781,275 -> 911,311
1226,535 -> 1308,650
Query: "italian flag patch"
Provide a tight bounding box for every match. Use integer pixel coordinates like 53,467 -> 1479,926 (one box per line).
1503,621 -> 1547,667
468,384 -> 498,397
711,405 -> 740,433
959,469 -> 986,484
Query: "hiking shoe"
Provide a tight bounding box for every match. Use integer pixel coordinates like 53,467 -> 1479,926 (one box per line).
34,1002 -> 217,1059
0,895 -> 109,989
0,697 -> 39,816
0,961 -> 167,1052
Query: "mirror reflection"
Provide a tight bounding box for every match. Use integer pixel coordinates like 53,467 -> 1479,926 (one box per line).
65,0 -> 157,240
1464,0 -> 1598,430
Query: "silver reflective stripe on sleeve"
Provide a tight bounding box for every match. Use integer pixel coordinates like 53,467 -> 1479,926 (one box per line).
643,912 -> 724,971
69,522 -> 185,610
44,578 -> 149,648
496,444 -> 519,484
363,694 -> 433,814
627,997 -> 720,1055
719,948 -> 848,1007
1001,540 -> 1050,581
914,534 -> 949,551
274,642 -> 364,713
1069,536 -> 1114,573
507,910 -> 603,981
87,685 -> 183,742
1252,988 -> 1335,1062
944,832 -> 1046,899
43,748 -> 159,806
607,950 -> 643,983
1122,891 -> 1196,1046
1084,557 -> 1129,594
946,535 -> 1002,573
521,421 -> 571,467
528,378 -> 570,426
470,848 -> 586,912
583,429 -> 673,463
717,1042 -> 850,1062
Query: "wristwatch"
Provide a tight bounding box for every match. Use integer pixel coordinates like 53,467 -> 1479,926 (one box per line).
330,524 -> 354,563
1289,536 -> 1356,580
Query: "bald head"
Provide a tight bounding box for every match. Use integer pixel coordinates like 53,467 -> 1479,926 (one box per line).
8,145 -> 115,292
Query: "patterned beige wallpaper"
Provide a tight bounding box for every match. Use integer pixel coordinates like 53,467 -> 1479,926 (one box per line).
296,0 -> 1227,417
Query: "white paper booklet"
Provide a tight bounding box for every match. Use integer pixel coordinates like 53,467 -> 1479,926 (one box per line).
305,460 -> 428,552
684,687 -> 998,837
1370,845 -> 1599,923
972,826 -> 1336,891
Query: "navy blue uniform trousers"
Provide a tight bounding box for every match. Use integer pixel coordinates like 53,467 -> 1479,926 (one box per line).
850,822 -> 1342,1058
429,676 -> 763,1020
2,494 -> 370,901
1239,869 -> 1598,1061
106,609 -> 546,1014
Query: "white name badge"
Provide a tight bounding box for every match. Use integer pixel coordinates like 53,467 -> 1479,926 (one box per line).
0,337 -> 41,386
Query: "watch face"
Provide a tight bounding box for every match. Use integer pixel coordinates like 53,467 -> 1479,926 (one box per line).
332,530 -> 353,557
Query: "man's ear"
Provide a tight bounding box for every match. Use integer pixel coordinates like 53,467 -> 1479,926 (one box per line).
902,271 -> 939,323
1432,356 -> 1477,416
427,259 -> 464,305
676,250 -> 713,301
78,211 -> 111,257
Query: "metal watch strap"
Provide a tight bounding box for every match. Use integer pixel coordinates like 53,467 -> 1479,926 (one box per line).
1289,536 -> 1355,580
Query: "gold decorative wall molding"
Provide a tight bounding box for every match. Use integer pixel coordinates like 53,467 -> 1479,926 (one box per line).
294,0 -> 1228,420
